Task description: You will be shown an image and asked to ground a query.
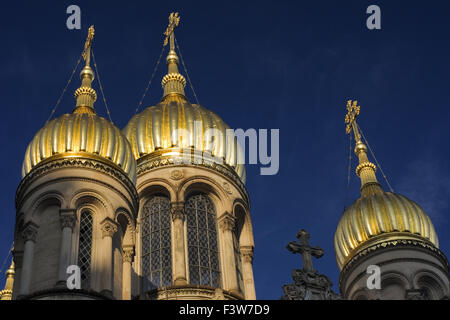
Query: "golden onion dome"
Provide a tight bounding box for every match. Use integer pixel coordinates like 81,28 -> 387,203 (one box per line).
22,112 -> 136,182
22,26 -> 136,183
335,100 -> 439,270
123,95 -> 246,183
334,191 -> 438,270
123,14 -> 245,183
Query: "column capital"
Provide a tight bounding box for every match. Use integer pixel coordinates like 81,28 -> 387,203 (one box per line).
218,212 -> 235,231
241,246 -> 254,264
100,217 -> 118,238
171,202 -> 185,221
21,222 -> 39,243
123,247 -> 135,263
60,209 -> 77,230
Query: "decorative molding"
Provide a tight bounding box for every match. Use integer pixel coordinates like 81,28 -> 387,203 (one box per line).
16,157 -> 138,212
100,218 -> 119,238
136,152 -> 249,203
60,209 -> 77,230
21,222 -> 39,243
145,285 -> 241,300
218,213 -> 235,232
340,238 -> 450,290
170,202 -> 185,221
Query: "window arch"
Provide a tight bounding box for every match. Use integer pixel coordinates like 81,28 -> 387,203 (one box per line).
185,193 -> 221,287
141,196 -> 172,290
78,210 -> 93,290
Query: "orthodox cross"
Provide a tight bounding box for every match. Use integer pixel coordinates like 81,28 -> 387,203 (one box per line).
345,99 -> 362,142
163,12 -> 180,48
82,25 -> 95,66
287,229 -> 324,273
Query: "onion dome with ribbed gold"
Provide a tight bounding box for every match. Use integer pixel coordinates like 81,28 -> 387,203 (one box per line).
123,15 -> 246,185
334,101 -> 440,271
21,26 -> 136,183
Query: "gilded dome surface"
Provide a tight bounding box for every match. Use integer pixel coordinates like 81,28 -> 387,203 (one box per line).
123,18 -> 246,183
22,112 -> 137,182
335,101 -> 439,270
123,95 -> 246,183
334,191 -> 439,270
22,26 -> 136,183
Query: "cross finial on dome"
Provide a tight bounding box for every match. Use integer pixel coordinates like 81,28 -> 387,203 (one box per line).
345,100 -> 382,196
74,25 -> 97,114
161,12 -> 186,100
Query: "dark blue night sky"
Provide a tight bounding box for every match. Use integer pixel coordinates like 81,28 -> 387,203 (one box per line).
1,0 -> 450,299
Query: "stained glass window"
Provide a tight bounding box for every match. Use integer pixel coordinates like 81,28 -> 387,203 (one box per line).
78,211 -> 93,290
185,194 -> 221,287
141,196 -> 172,290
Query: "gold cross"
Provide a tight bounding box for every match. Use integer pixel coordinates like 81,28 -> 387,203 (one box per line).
82,25 -> 95,64
345,100 -> 360,135
163,12 -> 180,47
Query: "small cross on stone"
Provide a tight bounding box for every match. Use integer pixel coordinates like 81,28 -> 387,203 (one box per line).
287,229 -> 324,273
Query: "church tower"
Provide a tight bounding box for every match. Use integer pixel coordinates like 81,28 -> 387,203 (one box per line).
13,26 -> 139,300
334,101 -> 450,300
123,13 -> 256,300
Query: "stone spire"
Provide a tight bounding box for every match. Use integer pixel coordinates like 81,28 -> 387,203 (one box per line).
345,100 -> 383,197
161,12 -> 187,100
73,25 -> 97,114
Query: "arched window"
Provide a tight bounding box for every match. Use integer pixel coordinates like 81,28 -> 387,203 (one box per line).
185,194 -> 221,287
78,211 -> 93,290
141,196 -> 172,290
233,231 -> 244,293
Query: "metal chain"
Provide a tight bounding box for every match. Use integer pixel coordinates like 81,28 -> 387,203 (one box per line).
91,48 -> 113,122
174,36 -> 200,105
45,54 -> 83,125
343,133 -> 353,211
134,44 -> 166,115
358,123 -> 395,192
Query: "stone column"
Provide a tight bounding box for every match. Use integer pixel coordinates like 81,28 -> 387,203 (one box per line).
100,218 -> 118,296
241,246 -> 256,300
122,247 -> 134,300
171,202 -> 187,285
19,222 -> 38,296
57,209 -> 77,286
218,213 -> 239,294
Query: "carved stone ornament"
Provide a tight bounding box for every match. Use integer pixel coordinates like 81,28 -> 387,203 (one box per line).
223,182 -> 232,194
170,169 -> 184,180
171,202 -> 185,221
240,246 -> 254,264
123,248 -> 135,263
100,218 -> 119,238
218,213 -> 235,231
60,209 -> 77,230
21,222 -> 39,243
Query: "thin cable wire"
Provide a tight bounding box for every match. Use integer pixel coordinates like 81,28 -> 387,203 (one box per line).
357,123 -> 395,193
0,243 -> 14,279
174,36 -> 200,105
91,48 -> 113,122
45,54 -> 83,125
134,44 -> 166,115
343,133 -> 353,211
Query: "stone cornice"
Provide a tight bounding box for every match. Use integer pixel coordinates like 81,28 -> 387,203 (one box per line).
137,151 -> 249,205
16,157 -> 138,212
144,285 -> 243,300
339,237 -> 449,292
